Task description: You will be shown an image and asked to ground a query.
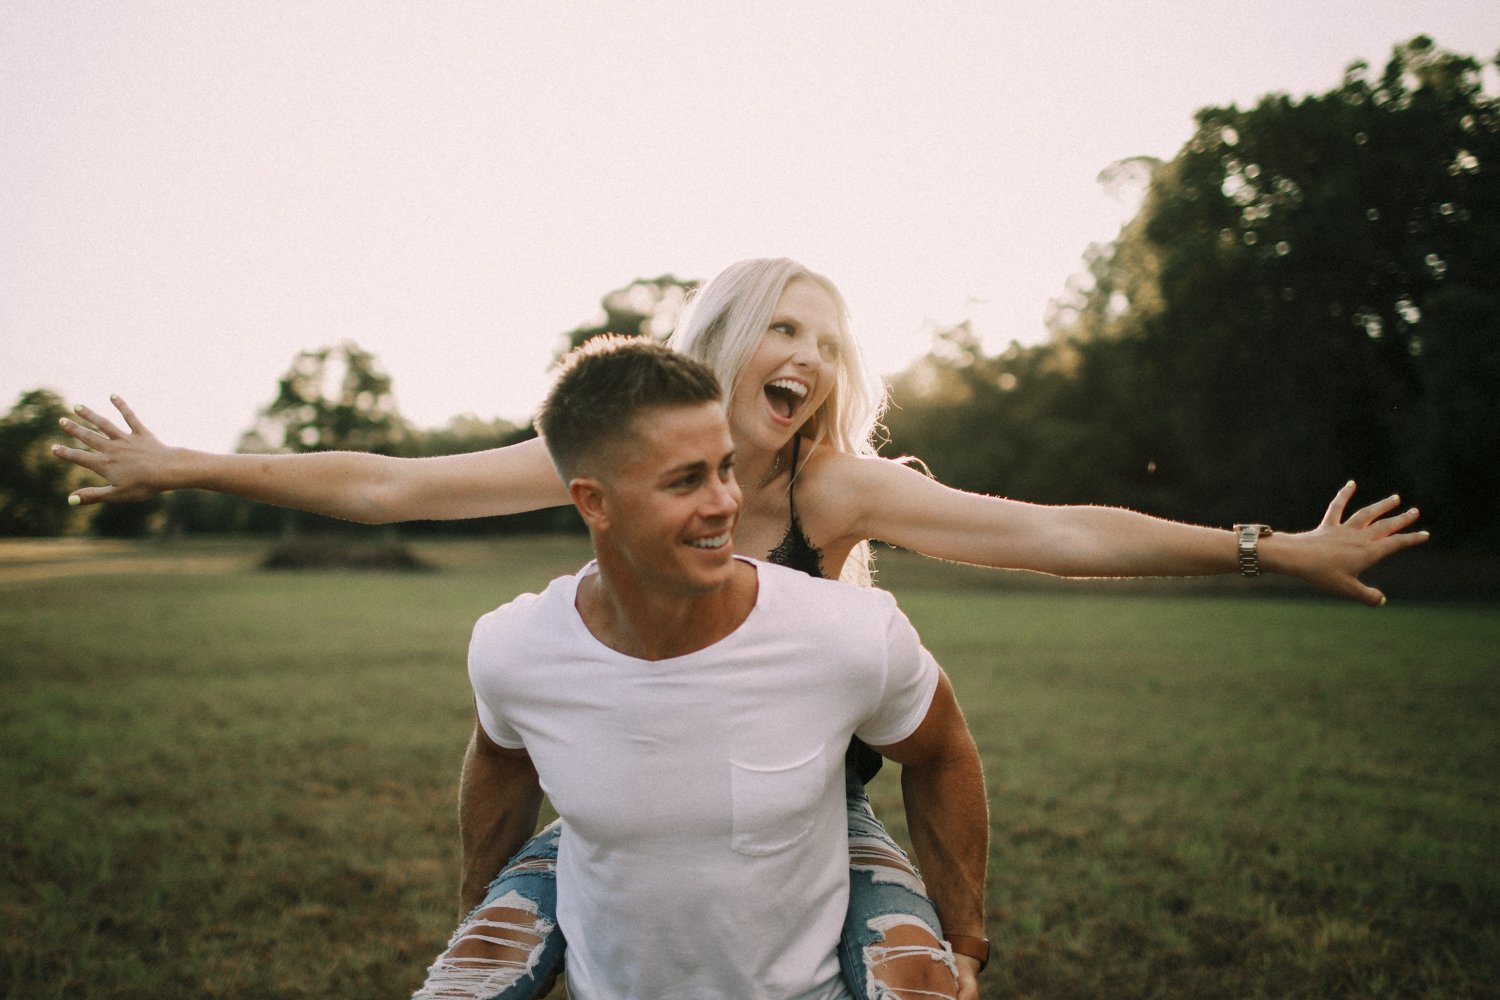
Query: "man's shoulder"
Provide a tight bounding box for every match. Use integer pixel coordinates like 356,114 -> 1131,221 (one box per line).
472,569 -> 581,645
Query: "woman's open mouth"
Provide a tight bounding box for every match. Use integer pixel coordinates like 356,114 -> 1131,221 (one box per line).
764,378 -> 809,421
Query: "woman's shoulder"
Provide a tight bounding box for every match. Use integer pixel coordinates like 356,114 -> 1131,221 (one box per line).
796,444 -> 910,493
795,446 -> 919,518
790,446 -> 925,565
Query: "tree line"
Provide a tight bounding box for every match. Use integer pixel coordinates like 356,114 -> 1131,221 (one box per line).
4,38 -> 1495,553
884,37 -> 1497,551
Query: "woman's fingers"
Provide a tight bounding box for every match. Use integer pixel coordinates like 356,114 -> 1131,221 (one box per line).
52,442 -> 105,475
1383,515 -> 1430,548
1377,506 -> 1425,537
53,396 -> 169,506
57,418 -> 110,451
67,485 -> 120,506
1320,480 -> 1358,528
109,394 -> 150,436
1323,483 -> 1419,534
1346,492 -> 1404,530
69,403 -> 126,440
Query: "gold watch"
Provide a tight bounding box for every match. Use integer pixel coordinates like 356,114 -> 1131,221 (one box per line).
1234,524 -> 1272,577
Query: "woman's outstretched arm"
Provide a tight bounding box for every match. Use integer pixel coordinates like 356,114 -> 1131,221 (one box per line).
813,453 -> 1428,606
54,395 -> 570,524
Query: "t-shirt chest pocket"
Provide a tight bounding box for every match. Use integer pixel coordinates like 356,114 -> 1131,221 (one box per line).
728,743 -> 827,856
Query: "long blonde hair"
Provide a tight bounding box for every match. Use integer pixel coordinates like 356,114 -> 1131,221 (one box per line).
667,258 -> 887,585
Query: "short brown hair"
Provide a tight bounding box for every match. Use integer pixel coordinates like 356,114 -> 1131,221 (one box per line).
537,335 -> 723,479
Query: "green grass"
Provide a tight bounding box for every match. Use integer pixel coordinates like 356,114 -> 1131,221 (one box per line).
2,538 -> 1497,998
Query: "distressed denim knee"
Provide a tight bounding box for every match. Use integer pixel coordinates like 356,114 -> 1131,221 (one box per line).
839,771 -> 958,1000
413,821 -> 565,1000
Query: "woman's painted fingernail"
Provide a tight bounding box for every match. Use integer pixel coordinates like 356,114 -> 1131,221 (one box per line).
67,495 -> 81,507
1378,596 -> 1387,607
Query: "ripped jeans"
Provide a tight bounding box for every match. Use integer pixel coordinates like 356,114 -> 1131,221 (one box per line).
414,763 -> 957,1000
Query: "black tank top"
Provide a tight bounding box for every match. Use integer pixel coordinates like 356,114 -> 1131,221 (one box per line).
765,436 -> 884,784
766,436 -> 826,577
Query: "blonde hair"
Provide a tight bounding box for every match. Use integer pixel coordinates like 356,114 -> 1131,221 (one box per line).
667,258 -> 887,585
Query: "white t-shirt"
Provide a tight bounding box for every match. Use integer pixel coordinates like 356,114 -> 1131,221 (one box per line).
468,558 -> 940,1000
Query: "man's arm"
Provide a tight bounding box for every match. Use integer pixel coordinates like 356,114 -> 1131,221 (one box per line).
458,721 -> 545,917
871,670 -> 990,989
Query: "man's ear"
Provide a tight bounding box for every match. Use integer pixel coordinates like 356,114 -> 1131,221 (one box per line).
570,477 -> 609,531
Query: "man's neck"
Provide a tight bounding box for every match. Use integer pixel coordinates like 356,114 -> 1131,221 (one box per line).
577,558 -> 758,661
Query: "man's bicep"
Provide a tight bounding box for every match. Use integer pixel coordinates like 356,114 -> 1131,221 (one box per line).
868,670 -> 969,767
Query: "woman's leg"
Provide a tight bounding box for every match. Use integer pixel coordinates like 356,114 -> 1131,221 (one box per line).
839,769 -> 959,1000
413,820 -> 566,1000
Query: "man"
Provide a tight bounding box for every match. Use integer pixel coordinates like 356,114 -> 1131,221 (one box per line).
427,337 -> 988,999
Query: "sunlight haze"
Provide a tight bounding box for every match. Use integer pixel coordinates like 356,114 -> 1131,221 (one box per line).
4,2 -> 1497,450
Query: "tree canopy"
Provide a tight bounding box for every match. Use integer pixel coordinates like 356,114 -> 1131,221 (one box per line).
0,390 -> 90,536
240,341 -> 407,456
8,38 -> 1496,555
887,37 -> 1499,547
556,274 -> 698,356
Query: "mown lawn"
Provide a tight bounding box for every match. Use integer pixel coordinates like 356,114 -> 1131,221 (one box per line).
2,537 -> 1496,998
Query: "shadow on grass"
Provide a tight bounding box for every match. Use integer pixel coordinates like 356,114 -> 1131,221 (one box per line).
259,538 -> 436,572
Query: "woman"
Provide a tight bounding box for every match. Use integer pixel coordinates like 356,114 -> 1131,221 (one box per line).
55,258 -> 1427,999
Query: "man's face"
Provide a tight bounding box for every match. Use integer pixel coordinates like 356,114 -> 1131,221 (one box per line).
594,401 -> 742,595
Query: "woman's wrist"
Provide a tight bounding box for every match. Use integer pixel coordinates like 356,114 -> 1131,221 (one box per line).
157,445 -> 208,493
1255,531 -> 1304,581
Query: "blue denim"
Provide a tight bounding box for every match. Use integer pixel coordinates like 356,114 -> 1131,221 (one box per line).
414,822 -> 565,1000
837,769 -> 952,998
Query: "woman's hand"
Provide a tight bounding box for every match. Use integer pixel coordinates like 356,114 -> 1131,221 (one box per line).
54,395 -> 178,504
1266,481 -> 1429,606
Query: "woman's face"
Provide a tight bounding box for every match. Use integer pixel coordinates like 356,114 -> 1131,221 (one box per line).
728,278 -> 842,450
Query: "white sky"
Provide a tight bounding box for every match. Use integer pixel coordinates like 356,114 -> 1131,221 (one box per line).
4,2 -> 1498,451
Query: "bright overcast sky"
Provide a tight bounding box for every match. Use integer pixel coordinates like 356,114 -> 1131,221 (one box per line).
4,2 -> 1498,451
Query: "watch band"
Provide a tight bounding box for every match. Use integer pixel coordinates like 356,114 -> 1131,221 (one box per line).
1234,523 -> 1272,577
946,934 -> 990,972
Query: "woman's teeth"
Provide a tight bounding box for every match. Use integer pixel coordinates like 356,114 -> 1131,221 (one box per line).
689,532 -> 731,549
765,379 -> 808,418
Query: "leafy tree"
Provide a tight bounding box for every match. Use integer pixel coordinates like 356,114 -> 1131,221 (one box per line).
234,341 -> 407,541
0,389 -> 94,535
1099,37 -> 1498,530
240,341 -> 407,456
557,274 -> 698,356
891,37 -> 1499,546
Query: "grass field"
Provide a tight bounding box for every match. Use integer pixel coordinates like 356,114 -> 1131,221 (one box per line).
2,537 -> 1497,999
